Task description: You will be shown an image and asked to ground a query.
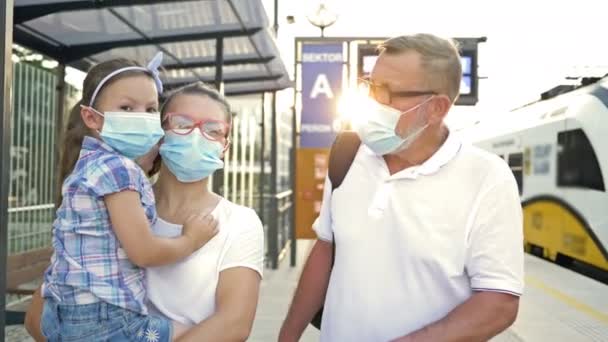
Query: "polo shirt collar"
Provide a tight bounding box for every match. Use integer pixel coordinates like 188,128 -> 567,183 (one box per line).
416,130 -> 461,176
362,130 -> 462,179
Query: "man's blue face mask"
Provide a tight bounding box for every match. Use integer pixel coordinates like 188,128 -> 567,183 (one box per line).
352,96 -> 434,155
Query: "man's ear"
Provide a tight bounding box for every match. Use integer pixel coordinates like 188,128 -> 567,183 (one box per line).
80,106 -> 104,131
427,95 -> 451,126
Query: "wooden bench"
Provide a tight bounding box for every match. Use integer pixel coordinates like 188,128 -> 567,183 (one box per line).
5,247 -> 52,325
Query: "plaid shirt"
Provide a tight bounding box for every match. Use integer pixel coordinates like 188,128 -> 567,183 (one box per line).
43,136 -> 156,314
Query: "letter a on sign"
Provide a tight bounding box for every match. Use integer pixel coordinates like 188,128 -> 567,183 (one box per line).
310,74 -> 334,99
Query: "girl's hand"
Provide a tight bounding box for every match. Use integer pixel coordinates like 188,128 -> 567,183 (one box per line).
182,212 -> 219,252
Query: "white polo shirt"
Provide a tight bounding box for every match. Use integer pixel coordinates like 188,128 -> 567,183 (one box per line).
313,132 -> 524,342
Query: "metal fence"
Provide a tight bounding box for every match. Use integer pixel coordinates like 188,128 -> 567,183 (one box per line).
4,62 -> 79,309
267,189 -> 293,268
8,62 -> 76,255
226,93 -> 296,269
265,99 -> 295,269
223,107 -> 259,208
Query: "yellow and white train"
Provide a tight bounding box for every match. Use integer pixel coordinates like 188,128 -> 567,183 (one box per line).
465,76 -> 608,273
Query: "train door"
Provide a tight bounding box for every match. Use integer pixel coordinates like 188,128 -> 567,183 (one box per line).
555,116 -> 608,270
519,120 -> 566,260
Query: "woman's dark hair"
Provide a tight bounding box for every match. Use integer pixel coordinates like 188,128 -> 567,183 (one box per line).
149,82 -> 232,176
56,59 -> 154,205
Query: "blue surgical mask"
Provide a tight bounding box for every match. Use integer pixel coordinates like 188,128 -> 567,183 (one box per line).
159,130 -> 224,183
81,52 -> 165,159
353,96 -> 433,155
88,108 -> 164,159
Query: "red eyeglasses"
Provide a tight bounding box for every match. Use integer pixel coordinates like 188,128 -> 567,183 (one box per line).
163,112 -> 231,141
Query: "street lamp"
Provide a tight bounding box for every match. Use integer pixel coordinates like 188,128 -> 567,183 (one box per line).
306,3 -> 338,37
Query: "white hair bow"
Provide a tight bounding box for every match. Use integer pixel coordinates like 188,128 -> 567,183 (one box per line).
146,51 -> 164,94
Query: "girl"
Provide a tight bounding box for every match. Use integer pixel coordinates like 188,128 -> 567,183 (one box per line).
40,56 -> 217,341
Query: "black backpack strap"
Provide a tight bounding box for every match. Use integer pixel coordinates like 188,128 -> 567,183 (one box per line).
310,131 -> 361,330
328,131 -> 361,191
327,131 -> 360,265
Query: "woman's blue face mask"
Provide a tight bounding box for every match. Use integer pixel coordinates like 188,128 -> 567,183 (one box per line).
159,128 -> 226,183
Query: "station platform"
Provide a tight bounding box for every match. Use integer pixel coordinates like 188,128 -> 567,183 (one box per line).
493,254 -> 608,342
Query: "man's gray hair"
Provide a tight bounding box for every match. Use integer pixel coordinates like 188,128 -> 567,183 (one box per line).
379,33 -> 462,102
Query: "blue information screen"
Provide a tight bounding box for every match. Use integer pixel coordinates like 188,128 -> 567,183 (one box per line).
460,55 -> 473,95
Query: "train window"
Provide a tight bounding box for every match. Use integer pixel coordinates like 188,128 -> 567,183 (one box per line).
557,129 -> 605,191
509,153 -> 523,168
508,153 -> 524,195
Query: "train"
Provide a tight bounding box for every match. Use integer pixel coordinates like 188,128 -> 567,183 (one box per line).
464,75 -> 608,274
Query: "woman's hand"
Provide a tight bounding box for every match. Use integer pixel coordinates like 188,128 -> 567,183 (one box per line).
25,286 -> 46,342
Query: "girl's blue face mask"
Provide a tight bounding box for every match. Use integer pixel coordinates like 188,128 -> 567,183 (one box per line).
159,129 -> 225,183
81,52 -> 165,160
84,106 -> 164,159
352,96 -> 434,155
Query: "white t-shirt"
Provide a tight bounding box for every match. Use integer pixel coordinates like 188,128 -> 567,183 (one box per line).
146,199 -> 264,326
313,132 -> 524,342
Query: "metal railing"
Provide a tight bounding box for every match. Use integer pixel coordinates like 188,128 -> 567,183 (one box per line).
4,62 -> 78,309
8,204 -> 54,254
266,189 -> 293,269
8,62 -> 69,255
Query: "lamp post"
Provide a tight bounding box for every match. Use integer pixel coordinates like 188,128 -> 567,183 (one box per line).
306,3 -> 338,37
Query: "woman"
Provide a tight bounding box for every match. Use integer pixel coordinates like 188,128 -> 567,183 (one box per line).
26,82 -> 264,341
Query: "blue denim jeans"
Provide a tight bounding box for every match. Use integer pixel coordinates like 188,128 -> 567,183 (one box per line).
41,299 -> 173,342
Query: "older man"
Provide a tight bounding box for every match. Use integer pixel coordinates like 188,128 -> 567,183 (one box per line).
279,33 -> 524,342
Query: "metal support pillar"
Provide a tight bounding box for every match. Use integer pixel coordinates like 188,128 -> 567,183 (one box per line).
0,1 -> 15,339
269,91 -> 278,269
266,0 -> 281,269
212,37 -> 224,195
214,37 -> 224,94
290,105 -> 297,267
273,0 -> 279,35
259,93 -> 265,223
54,65 -> 65,206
